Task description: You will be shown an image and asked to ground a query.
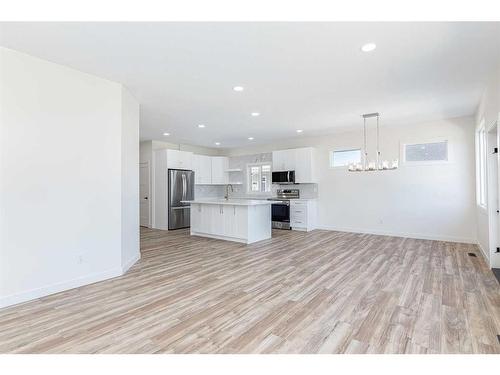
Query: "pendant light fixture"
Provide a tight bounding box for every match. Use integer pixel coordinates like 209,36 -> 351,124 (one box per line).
348,112 -> 399,172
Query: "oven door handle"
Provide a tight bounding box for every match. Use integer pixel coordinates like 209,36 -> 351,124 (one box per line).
272,202 -> 290,206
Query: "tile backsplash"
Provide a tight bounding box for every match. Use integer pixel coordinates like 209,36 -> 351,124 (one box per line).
195,185 -> 224,198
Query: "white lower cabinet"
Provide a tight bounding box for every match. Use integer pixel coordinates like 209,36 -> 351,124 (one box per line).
190,202 -> 270,244
290,200 -> 316,231
222,205 -> 247,239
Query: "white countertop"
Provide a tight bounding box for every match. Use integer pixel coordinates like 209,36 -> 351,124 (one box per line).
182,198 -> 273,206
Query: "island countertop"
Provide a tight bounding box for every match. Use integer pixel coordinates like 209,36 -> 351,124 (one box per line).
181,198 -> 274,206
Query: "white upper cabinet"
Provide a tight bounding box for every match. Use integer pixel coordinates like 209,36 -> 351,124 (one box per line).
294,147 -> 316,183
272,149 -> 296,171
166,149 -> 193,170
211,156 -> 229,185
192,154 -> 212,184
272,147 -> 316,183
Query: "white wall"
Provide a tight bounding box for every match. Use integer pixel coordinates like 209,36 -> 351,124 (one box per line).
121,87 -> 140,271
225,116 -> 477,243
475,64 -> 500,267
0,47 -> 139,308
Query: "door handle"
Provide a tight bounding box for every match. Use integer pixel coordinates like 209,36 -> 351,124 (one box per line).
181,174 -> 187,200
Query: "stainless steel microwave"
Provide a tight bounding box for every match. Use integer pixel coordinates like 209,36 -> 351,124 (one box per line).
272,170 -> 295,184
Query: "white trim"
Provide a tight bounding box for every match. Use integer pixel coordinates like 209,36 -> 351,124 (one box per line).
477,203 -> 488,213
122,253 -> 141,273
0,267 -> 123,309
139,161 -> 151,228
477,241 -> 490,267
315,225 -> 477,244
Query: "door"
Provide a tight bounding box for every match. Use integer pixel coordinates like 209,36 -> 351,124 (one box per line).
168,169 -> 194,230
140,162 -> 150,227
488,122 -> 500,268
271,202 -> 290,223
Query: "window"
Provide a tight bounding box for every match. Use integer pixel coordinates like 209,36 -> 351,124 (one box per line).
247,163 -> 272,193
477,125 -> 487,208
330,149 -> 361,167
404,141 -> 448,163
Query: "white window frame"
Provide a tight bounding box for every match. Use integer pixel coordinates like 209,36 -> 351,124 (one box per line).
400,137 -> 450,166
246,162 -> 272,195
476,121 -> 487,209
329,148 -> 362,169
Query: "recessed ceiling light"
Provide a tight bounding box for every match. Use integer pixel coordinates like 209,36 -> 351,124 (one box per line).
296,129 -> 303,133
233,86 -> 244,92
248,137 -> 254,140
361,43 -> 376,52
251,112 -> 260,117
198,124 -> 206,128
215,142 -> 221,146
163,132 -> 170,136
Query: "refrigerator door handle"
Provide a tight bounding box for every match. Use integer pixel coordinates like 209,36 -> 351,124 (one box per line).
182,174 -> 186,201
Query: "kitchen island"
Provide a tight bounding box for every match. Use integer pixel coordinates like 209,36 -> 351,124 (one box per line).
184,199 -> 272,244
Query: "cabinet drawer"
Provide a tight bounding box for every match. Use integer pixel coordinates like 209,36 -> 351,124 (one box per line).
291,207 -> 306,215
290,211 -> 306,222
291,219 -> 306,228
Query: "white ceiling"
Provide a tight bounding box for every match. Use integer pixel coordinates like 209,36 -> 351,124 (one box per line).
1,22 -> 500,148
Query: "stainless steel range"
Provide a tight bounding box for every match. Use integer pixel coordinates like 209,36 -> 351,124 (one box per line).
267,189 -> 300,230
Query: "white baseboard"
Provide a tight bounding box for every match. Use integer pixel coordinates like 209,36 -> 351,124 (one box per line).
315,225 -> 477,244
0,267 -> 124,309
476,242 -> 490,266
122,253 -> 141,273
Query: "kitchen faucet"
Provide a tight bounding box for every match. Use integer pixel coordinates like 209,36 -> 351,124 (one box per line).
224,184 -> 233,200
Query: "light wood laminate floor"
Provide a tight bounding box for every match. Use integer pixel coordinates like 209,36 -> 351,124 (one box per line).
1,228 -> 499,354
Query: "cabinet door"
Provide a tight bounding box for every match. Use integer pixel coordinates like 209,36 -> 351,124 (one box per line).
166,149 -> 179,169
180,151 -> 193,170
284,149 -> 296,171
223,205 -> 235,237
193,154 -> 212,184
210,204 -> 225,236
211,157 -> 228,184
167,150 -> 193,170
294,147 -> 314,183
233,205 -> 248,239
222,205 -> 247,239
273,149 -> 296,171
272,150 -> 286,171
201,155 -> 212,184
192,155 -> 201,184
191,203 -> 201,232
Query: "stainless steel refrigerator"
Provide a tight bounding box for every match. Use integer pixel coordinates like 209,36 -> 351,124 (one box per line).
168,169 -> 194,230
